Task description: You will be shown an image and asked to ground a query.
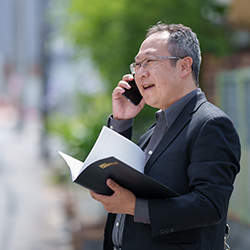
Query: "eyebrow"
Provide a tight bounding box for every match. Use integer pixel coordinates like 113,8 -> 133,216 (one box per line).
134,52 -> 154,61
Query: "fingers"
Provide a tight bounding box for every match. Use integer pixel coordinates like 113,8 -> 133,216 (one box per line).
117,74 -> 134,90
112,74 -> 134,98
89,190 -> 112,212
122,74 -> 134,83
89,179 -> 119,203
89,179 -> 136,215
89,184 -> 117,214
124,74 -> 134,80
112,73 -> 143,121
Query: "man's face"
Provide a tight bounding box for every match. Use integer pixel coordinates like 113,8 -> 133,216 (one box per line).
134,32 -> 182,110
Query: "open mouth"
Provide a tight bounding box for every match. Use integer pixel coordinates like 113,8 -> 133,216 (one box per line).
143,84 -> 155,90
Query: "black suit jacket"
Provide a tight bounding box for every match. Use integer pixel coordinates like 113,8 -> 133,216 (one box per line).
104,91 -> 241,250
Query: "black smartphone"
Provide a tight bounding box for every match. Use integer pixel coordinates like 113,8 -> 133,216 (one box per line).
122,78 -> 142,106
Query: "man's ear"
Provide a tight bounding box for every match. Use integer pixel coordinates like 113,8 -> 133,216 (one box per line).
180,57 -> 193,78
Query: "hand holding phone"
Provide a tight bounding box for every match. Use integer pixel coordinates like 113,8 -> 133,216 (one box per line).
122,78 -> 142,106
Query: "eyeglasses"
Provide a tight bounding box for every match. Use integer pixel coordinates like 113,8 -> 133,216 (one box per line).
130,56 -> 183,74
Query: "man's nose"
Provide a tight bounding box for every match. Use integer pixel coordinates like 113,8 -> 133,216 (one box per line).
136,65 -> 149,78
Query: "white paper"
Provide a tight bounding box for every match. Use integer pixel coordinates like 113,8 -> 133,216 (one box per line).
58,151 -> 84,181
59,126 -> 146,181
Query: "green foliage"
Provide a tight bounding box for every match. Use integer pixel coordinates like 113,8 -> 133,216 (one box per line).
64,0 -> 231,90
47,93 -> 111,160
49,0 -> 232,158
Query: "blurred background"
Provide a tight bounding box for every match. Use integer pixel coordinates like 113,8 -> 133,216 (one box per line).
0,0 -> 250,249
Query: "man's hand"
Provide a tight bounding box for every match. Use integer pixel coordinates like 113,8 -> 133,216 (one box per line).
90,179 -> 136,215
112,74 -> 145,120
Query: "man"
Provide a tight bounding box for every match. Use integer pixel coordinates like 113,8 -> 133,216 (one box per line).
90,23 -> 241,250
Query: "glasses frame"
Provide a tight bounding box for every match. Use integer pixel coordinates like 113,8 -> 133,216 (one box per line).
130,56 -> 184,74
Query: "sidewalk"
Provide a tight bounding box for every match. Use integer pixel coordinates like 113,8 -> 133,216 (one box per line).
0,107 -> 73,250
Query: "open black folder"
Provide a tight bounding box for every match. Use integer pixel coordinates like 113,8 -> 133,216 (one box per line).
59,126 -> 179,199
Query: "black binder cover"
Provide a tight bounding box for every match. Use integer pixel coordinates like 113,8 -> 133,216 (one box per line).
75,156 -> 179,199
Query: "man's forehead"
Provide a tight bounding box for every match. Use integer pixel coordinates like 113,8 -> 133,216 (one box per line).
135,32 -> 170,60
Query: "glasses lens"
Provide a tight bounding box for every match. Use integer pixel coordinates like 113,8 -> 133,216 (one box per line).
130,63 -> 135,74
130,57 -> 159,73
143,57 -> 157,70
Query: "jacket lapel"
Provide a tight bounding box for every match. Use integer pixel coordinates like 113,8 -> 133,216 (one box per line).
144,92 -> 207,174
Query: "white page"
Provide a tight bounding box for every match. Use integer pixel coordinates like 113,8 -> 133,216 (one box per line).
82,126 -> 145,173
59,126 -> 146,181
58,151 -> 84,181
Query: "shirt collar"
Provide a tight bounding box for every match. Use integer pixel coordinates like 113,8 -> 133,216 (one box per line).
156,88 -> 201,129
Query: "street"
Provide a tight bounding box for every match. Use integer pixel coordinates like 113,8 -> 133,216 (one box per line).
0,106 -> 73,250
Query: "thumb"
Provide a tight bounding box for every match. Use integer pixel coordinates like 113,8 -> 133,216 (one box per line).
107,178 -> 118,191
